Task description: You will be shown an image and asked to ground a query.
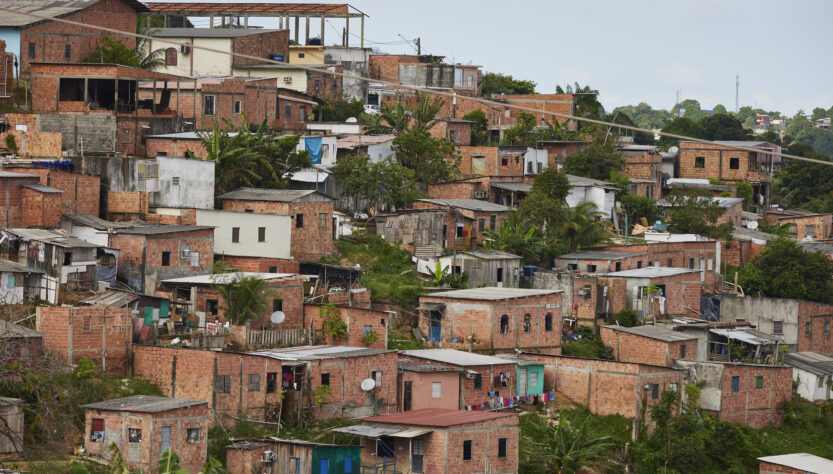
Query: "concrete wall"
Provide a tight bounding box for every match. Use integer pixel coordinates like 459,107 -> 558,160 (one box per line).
720,295 -> 799,346
149,37 -> 233,76
567,185 -> 616,219
196,209 -> 291,260
151,157 -> 214,209
37,113 -> 116,153
324,46 -> 370,100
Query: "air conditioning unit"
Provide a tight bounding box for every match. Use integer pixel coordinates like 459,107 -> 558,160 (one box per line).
180,249 -> 191,261
261,451 -> 277,463
96,281 -> 110,292
473,190 -> 489,199
180,45 -> 191,54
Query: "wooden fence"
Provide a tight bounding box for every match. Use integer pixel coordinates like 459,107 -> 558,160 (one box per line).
246,328 -> 318,348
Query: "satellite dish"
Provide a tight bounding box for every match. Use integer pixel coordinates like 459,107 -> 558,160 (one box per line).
360,378 -> 376,391
668,146 -> 679,156
747,221 -> 758,230
270,311 -> 286,324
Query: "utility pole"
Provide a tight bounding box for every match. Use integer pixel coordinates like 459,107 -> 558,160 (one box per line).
735,74 -> 740,112
416,37 -> 421,55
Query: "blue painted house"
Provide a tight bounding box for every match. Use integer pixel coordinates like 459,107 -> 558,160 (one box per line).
496,353 -> 545,397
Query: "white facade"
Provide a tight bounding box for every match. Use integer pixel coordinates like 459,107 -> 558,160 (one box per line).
366,140 -> 395,163
232,66 -> 308,93
195,209 -> 291,259
0,272 -> 23,304
792,367 -> 832,402
296,136 -> 339,166
150,157 -> 215,210
149,37 -> 234,76
60,223 -> 108,247
523,148 -> 548,176
567,186 -> 616,219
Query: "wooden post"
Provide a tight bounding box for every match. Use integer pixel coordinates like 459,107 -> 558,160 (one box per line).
360,15 -> 364,49
113,78 -> 118,153
294,17 -> 300,44
320,16 -> 325,44
305,16 -> 310,44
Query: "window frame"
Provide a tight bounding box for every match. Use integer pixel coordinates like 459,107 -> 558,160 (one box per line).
161,251 -> 171,267
28,42 -> 36,58
231,227 -> 240,243
694,156 -> 705,169
321,372 -> 330,387
544,313 -> 553,332
497,437 -> 507,458
64,44 -> 72,60
186,427 -> 201,443
203,94 -> 215,116
462,440 -> 472,461
731,375 -> 740,393
432,381 -> 441,398
234,99 -> 242,114
729,157 -> 740,170
755,375 -> 763,389
215,375 -> 231,393
258,226 -> 266,242
295,213 -> 304,228
247,373 -> 261,392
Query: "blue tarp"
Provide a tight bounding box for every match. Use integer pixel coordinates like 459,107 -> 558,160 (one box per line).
305,137 -> 322,164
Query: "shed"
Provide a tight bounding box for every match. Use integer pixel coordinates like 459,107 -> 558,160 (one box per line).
226,437 -> 361,474
437,250 -> 522,288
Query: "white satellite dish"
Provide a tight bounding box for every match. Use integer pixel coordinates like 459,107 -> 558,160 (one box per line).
746,221 -> 759,230
270,311 -> 286,324
668,146 -> 679,156
360,378 -> 376,391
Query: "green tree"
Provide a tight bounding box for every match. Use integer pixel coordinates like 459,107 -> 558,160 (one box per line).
462,109 -> 489,146
699,113 -> 752,141
613,103 -> 671,129
786,112 -> 833,157
659,117 -> 706,147
213,274 -> 271,325
738,238 -> 833,303
501,111 -> 538,146
483,212 -> 547,264
772,147 -> 833,210
608,110 -> 654,145
663,186 -> 733,240
733,181 -> 754,211
671,99 -> 707,122
556,83 -> 603,130
564,134 -> 624,180
619,193 -> 662,232
313,98 -> 364,122
521,412 -> 614,473
812,107 -> 829,121
558,201 -> 612,253
84,35 -> 165,70
532,167 -> 571,201
713,104 -> 728,114
330,155 -> 416,211
392,129 -> 460,186
480,72 -> 536,96
158,448 -> 188,474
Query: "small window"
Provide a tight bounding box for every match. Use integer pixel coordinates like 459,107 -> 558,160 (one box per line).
667,258 -> 673,267
688,258 -> 695,269
28,42 -> 36,58
234,100 -> 242,114
478,219 -> 485,231
498,438 -> 507,458
7,274 -> 15,289
298,53 -> 305,58
284,105 -> 292,119
258,227 -> 266,242
679,344 -> 686,358
615,262 -> 621,272
825,320 -> 830,335
473,374 -> 482,389
64,44 -> 71,60
432,381 -> 441,398
206,299 -> 218,315
456,224 -> 464,238
283,76 -> 293,84
490,215 -> 497,231
295,214 -> 304,228
449,130 -> 456,142
90,418 -> 105,442
501,156 -> 509,166
523,314 -> 531,333
165,47 -> 177,66
496,267 -> 503,283
806,321 -> 813,335
247,374 -> 260,392
232,227 -> 240,243
731,376 -> 739,393
172,176 -> 180,186
636,261 -> 643,269
203,95 -> 215,116
128,428 -> 142,443
321,372 -> 330,386
729,157 -> 740,169
266,372 -> 278,393
545,313 -> 553,332
819,376 -> 826,388
215,375 -> 231,393
268,266 -> 278,273
187,428 -> 200,443
273,299 -> 283,312
587,264 -> 597,273
773,321 -> 783,334
64,252 -> 72,265
694,156 -> 705,169
319,212 -> 327,229
669,383 -> 678,392
463,440 -> 472,461
244,209 -> 254,213
755,375 -> 763,389
500,315 -> 509,334
651,384 -> 659,400
298,106 -> 306,122
161,251 -> 170,266
372,370 -> 382,387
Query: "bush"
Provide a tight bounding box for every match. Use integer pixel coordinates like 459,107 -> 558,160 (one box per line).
607,308 -> 638,327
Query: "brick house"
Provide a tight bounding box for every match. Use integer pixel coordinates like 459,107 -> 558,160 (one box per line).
397,359 -> 462,412
107,224 -> 214,294
596,239 -> 722,289
132,346 -> 284,426
758,453 -> 833,474
399,349 -> 518,408
333,409 -> 519,474
417,288 -> 562,353
724,226 -> 773,267
29,62 -> 191,156
5,166 -> 100,217
252,345 -> 398,423
677,140 -> 780,209
411,199 -> 511,250
36,305 -> 132,374
521,352 -> 683,439
0,319 -> 43,367
621,144 -> 663,199
430,117 -> 473,146
601,325 -> 698,367
218,188 -> 337,262
0,41 -> 13,108
226,438 -> 360,474
457,146 -> 546,178
83,396 -> 209,472
161,272 -> 304,328
426,176 -> 532,208
303,304 -> 389,349
3,0 -> 145,75
146,131 -> 209,159
521,270 -> 610,329
674,360 -> 792,428
764,208 -> 832,240
783,352 -> 833,402
537,140 -> 589,169
599,267 -> 703,318
0,171 -> 45,227
195,208 -> 292,263
555,250 -> 648,274
658,195 -> 744,227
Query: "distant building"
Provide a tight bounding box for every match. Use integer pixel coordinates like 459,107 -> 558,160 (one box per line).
783,352 -> 833,402
758,453 -> 833,474
227,438 -> 361,474
601,324 -> 698,367
764,208 -> 832,241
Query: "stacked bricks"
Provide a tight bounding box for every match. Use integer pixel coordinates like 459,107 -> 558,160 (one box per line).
192,275 -> 304,328
678,141 -> 769,184
304,304 -> 388,349
36,306 -> 132,375
8,167 -> 100,215
84,401 -> 209,473
132,346 -> 284,427
600,326 -> 698,367
429,119 -> 473,146
0,174 -> 46,228
719,363 -> 792,428
721,238 -> 765,267
21,186 -> 63,227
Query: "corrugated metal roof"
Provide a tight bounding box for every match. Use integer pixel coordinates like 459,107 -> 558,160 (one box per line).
710,328 -> 779,345
416,199 -> 510,212
403,349 -> 515,367
82,290 -> 139,308
757,453 -> 833,473
23,184 -> 63,194
218,187 -> 331,202
145,3 -> 351,15
252,345 -> 392,361
331,425 -> 404,438
784,352 -> 833,376
605,324 -> 697,342
566,174 -> 619,190
603,267 -> 701,278
459,250 -> 522,260
115,224 -> 214,235
9,228 -> 101,248
162,272 -> 295,286
361,408 -> 515,427
0,259 -> 43,274
336,135 -> 395,149
425,287 -> 560,301
0,0 -> 147,27
0,320 -> 44,339
490,182 -> 532,192
656,196 -> 744,209
397,360 -> 461,373
494,354 -> 544,367
83,395 -> 206,413
557,250 -> 640,260
63,213 -> 141,230
0,171 -> 40,179
150,27 -> 279,38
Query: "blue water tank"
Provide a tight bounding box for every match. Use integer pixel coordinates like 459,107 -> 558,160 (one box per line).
270,54 -> 286,62
523,265 -> 538,277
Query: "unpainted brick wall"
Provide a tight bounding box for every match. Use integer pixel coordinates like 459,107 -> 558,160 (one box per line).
304,304 -> 388,349
720,364 -> 792,428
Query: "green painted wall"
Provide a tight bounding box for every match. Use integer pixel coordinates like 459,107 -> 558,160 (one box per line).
311,445 -> 361,474
517,364 -> 545,397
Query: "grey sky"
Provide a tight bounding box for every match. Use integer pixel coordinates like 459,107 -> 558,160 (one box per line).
181,0 -> 830,114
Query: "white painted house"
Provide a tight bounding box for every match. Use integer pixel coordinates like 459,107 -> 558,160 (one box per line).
784,352 -> 833,402
566,174 -> 619,219
195,209 -> 292,260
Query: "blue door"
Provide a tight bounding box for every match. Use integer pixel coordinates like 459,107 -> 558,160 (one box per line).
320,458 -> 328,474
430,312 -> 441,342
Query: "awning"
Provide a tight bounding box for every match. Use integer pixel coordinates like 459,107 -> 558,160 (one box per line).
710,328 -> 779,345
332,425 -> 403,438
390,428 -> 432,438
415,303 -> 444,312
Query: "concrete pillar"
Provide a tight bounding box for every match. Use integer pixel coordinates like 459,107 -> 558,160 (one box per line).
345,16 -> 349,47
294,17 -> 300,44
321,16 -> 325,44
209,15 -> 214,28
360,15 -> 364,49
305,16 -> 310,44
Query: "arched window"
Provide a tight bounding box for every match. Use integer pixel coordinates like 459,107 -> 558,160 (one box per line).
523,314 -> 531,333
545,313 -> 553,332
165,48 -> 177,66
500,315 -> 509,334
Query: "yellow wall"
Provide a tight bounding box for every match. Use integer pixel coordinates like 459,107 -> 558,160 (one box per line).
289,46 -> 325,65
148,37 -> 232,76
232,67 -> 307,93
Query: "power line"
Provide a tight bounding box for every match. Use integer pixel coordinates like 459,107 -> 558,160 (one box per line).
324,19 -> 408,46
0,5 -> 827,167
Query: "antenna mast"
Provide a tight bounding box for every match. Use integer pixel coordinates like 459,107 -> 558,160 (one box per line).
735,74 -> 739,112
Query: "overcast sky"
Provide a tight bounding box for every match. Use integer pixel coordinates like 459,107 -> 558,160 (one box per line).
187,0 -> 830,115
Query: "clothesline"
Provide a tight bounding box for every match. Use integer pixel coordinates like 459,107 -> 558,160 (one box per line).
465,391 -> 556,411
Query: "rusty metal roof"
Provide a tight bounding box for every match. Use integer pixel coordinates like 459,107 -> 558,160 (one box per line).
361,408 -> 515,427
144,3 -> 350,15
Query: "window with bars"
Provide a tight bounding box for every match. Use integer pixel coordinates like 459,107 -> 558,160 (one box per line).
247,374 -> 260,392
215,375 -> 231,393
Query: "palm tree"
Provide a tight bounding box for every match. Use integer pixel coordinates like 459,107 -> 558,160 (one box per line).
559,201 -> 612,253
484,212 -> 546,263
522,413 -> 614,473
409,93 -> 444,132
213,273 -> 271,326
